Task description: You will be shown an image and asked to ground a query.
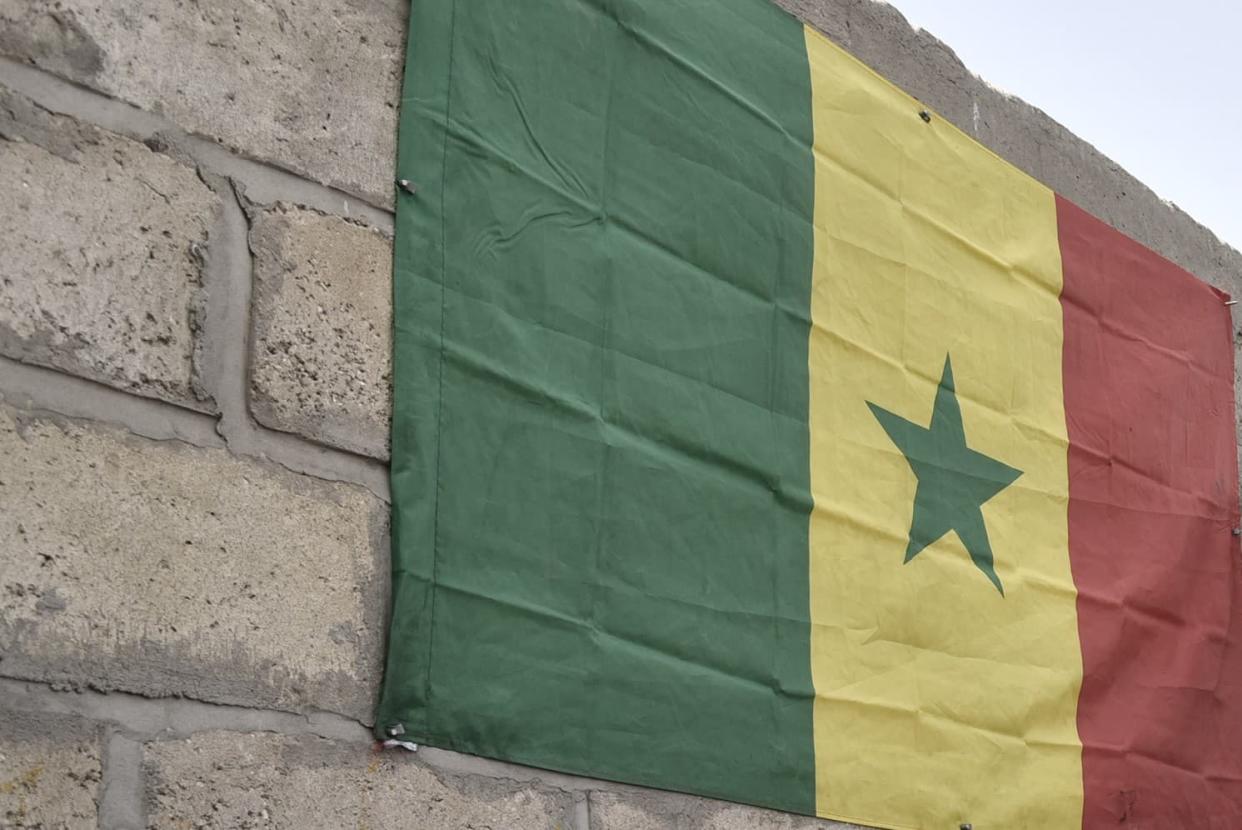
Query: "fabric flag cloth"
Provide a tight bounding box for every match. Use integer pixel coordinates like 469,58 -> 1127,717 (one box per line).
377,1 -> 1242,828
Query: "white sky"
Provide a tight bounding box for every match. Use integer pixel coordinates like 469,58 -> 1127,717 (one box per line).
885,0 -> 1242,252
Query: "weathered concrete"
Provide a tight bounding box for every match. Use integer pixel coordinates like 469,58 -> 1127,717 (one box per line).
99,733 -> 144,830
0,708 -> 101,829
249,204 -> 393,460
144,731 -> 578,830
0,355 -> 224,450
200,176 -> 393,502
0,0 -> 406,207
0,403 -> 386,722
0,678 -> 369,747
590,791 -> 859,830
0,83 -> 220,410
0,55 -> 395,233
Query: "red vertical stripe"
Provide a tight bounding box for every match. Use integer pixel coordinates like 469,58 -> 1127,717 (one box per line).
1059,195 -> 1242,829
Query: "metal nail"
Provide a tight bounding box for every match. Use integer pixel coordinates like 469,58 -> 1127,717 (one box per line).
386,723 -> 406,737
397,178 -> 418,195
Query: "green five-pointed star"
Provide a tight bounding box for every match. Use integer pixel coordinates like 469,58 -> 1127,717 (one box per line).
867,355 -> 1021,595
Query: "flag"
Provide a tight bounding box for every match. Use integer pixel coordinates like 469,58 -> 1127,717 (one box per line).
377,1 -> 1242,827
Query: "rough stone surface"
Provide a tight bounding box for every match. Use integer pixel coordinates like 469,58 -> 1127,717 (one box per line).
145,731 -> 577,830
0,0 -> 405,207
0,403 -> 386,722
0,708 -> 101,829
590,791 -> 860,830
0,83 -> 220,409
249,204 -> 392,459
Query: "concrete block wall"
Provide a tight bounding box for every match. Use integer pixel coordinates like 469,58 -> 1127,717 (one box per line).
0,1 -> 1238,828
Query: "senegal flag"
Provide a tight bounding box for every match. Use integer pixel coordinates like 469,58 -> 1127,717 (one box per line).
377,1 -> 1242,827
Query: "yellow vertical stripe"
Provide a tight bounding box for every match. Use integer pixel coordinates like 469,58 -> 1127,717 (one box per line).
804,27 -> 1083,830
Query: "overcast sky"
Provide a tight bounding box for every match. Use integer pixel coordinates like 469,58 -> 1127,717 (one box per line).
885,0 -> 1242,253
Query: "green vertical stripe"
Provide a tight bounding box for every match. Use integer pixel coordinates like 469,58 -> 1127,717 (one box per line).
379,0 -> 816,813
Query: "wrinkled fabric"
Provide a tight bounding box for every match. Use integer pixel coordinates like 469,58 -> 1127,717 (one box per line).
379,0 -> 818,815
377,2 -> 1242,828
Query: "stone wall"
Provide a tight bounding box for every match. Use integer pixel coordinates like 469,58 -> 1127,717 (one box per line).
1,1 -> 1239,828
